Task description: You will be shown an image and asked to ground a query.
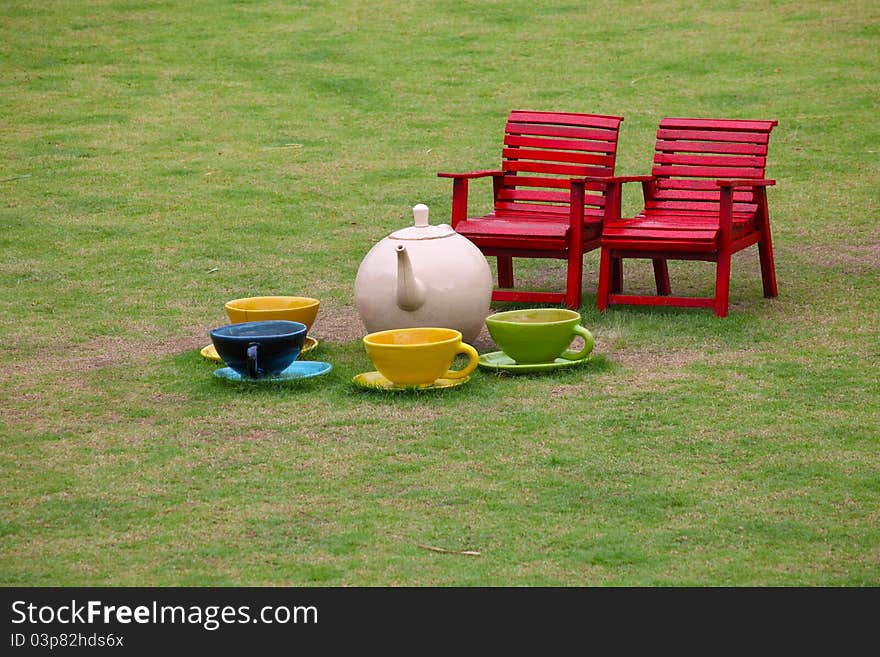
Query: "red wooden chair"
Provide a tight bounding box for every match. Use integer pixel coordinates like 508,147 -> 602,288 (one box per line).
438,110 -> 624,309
594,117 -> 778,317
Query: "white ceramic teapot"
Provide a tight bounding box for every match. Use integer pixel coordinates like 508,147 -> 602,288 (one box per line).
354,204 -> 492,343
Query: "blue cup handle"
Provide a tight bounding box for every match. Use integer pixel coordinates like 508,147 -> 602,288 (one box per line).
247,343 -> 260,378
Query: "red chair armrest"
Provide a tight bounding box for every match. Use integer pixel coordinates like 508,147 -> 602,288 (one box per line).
437,170 -> 503,179
442,172 -> 502,228
582,176 -> 654,221
716,178 -> 776,188
583,175 -> 655,185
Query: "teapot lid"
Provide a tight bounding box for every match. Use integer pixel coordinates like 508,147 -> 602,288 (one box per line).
389,204 -> 456,240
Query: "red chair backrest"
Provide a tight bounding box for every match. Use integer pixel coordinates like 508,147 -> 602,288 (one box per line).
649,118 -> 777,216
497,110 -> 624,217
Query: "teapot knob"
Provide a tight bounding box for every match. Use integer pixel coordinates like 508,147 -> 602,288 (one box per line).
413,203 -> 429,227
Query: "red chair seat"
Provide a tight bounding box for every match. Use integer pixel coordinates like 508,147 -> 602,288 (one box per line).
602,228 -> 718,251
457,217 -> 571,239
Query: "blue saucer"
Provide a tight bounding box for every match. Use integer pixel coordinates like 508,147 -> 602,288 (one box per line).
213,360 -> 332,383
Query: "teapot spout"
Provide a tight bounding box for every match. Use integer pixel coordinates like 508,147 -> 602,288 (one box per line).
395,244 -> 426,311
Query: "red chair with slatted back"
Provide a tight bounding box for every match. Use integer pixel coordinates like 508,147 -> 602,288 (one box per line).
594,117 -> 778,317
438,110 -> 624,309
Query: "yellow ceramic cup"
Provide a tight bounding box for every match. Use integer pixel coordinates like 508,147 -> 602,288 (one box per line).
225,296 -> 320,330
363,327 -> 479,386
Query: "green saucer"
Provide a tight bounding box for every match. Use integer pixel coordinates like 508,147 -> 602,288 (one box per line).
477,351 -> 592,373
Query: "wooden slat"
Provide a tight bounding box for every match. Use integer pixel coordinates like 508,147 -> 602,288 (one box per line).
486,212 -> 573,222
482,246 -> 574,259
608,293 -> 716,308
653,153 -> 766,168
659,195 -> 756,207
502,176 -> 612,199
602,238 -> 717,252
582,192 -> 607,208
493,290 -> 566,303
645,199 -> 716,212
496,211 -> 605,226
506,161 -> 612,177
457,219 -> 569,238
479,229 -> 602,253
651,164 -> 764,179
505,134 -> 617,154
607,249 -> 718,262
609,218 -> 719,230
730,232 -> 762,252
603,227 -> 718,241
498,189 -> 571,204
499,189 -> 608,207
509,111 -> 623,129
660,117 -> 776,132
636,210 -> 754,223
505,122 -> 620,141
503,147 -> 613,167
495,201 -> 607,215
656,140 -> 767,155
471,235 -> 568,251
656,178 -> 726,190
492,208 -> 605,221
494,201 -> 570,215
502,175 -> 570,189
653,188 -> 754,202
656,128 -> 770,144
500,189 -> 608,207
500,175 -> 610,193
646,200 -> 759,214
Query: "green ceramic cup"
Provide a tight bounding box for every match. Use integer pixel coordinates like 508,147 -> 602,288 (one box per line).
485,308 -> 594,364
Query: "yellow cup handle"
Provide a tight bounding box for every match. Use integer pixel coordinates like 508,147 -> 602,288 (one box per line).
443,343 -> 479,380
560,325 -> 595,361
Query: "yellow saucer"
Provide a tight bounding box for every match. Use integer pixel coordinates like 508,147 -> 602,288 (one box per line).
352,371 -> 470,391
200,336 -> 318,362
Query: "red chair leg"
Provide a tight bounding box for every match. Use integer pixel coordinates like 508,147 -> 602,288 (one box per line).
758,234 -> 778,298
497,256 -> 514,288
611,256 -> 623,293
714,250 -> 732,318
597,247 -> 612,311
652,259 -> 671,295
565,243 -> 583,310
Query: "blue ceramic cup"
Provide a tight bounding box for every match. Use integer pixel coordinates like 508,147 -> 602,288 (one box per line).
210,320 -> 307,379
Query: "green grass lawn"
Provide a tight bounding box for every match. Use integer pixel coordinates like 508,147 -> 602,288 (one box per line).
1,0 -> 878,585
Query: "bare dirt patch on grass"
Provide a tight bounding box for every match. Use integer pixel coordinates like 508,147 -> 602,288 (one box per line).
310,303 -> 366,344
609,344 -> 705,374
549,338 -> 706,399
0,325 -> 207,384
227,429 -> 280,442
797,242 -> 880,274
78,330 -> 206,372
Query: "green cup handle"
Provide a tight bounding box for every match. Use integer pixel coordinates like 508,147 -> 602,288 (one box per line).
560,325 -> 595,361
444,343 -> 480,380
